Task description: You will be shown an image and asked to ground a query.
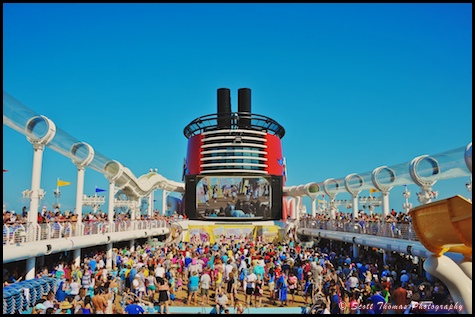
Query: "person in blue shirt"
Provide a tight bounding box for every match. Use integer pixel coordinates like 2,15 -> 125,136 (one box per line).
253,264 -> 265,279
129,265 -> 137,286
329,286 -> 340,314
208,254 -> 215,270
89,258 -> 97,273
277,272 -> 288,307
187,271 -> 200,305
282,260 -> 290,273
124,299 -> 145,314
118,265 -> 128,292
184,255 -> 193,270
381,265 -> 391,278
110,266 -> 118,278
358,262 -> 368,280
367,284 -> 387,314
116,254 -> 122,268
231,209 -> 246,217
342,262 -> 351,278
266,267 -> 276,304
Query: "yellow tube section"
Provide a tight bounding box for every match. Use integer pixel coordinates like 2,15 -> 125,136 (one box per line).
409,195 -> 472,258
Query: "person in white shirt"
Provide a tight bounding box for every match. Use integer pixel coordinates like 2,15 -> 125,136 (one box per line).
69,279 -> 80,297
215,291 -> 229,314
238,257 -> 247,273
188,258 -> 202,277
42,291 -> 56,314
98,258 -> 105,270
155,264 -> 165,279
200,268 -> 212,306
244,269 -> 257,307
346,272 -> 359,290
224,260 -> 234,281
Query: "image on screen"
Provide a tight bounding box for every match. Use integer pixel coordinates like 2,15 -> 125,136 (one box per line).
196,176 -> 271,220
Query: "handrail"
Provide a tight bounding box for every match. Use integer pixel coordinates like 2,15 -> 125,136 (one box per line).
3,219 -> 169,245
298,218 -> 419,241
183,112 -> 285,138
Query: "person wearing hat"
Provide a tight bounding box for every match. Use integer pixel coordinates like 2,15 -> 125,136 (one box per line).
58,301 -> 73,314
32,303 -> 47,314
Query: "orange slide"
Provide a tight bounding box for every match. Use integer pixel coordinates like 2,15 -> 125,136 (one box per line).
409,195 -> 472,258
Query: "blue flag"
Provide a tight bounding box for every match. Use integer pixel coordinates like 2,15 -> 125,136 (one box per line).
95,188 -> 106,193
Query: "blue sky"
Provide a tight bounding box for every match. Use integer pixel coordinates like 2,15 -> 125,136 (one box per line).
3,3 -> 472,215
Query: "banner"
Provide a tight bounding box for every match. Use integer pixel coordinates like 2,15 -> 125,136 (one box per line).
57,179 -> 72,187
185,224 -> 281,244
370,188 -> 379,194
95,188 -> 106,193
255,225 -> 281,243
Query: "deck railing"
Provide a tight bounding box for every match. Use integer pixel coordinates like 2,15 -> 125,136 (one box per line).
298,219 -> 419,241
3,219 -> 169,245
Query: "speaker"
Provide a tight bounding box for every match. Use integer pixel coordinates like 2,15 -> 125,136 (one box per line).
185,175 -> 198,219
270,175 -> 283,219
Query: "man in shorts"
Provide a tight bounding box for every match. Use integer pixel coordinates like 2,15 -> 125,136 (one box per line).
244,269 -> 257,307
200,268 -> 211,306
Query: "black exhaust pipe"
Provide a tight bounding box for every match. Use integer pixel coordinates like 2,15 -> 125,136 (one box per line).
238,88 -> 251,128
217,88 -> 231,129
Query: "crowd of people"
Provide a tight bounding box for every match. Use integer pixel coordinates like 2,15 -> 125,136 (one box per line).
3,205 -> 178,226
3,203 -> 412,230
301,208 -> 412,225
4,224 -> 454,314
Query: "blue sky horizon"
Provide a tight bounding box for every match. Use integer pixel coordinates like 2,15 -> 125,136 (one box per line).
3,3 -> 472,215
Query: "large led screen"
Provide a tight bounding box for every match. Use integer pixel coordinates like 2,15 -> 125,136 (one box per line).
195,176 -> 271,220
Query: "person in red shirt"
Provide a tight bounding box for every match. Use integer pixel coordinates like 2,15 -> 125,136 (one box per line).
274,264 -> 282,279
303,260 -> 311,275
295,244 -> 301,254
391,281 -> 408,314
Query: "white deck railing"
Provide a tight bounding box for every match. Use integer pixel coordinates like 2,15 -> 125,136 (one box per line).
298,219 -> 419,241
3,219 -> 170,245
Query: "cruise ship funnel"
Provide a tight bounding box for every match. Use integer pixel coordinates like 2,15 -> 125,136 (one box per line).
217,88 -> 231,129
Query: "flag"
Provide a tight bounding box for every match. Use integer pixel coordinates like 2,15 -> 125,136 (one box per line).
57,179 -> 72,187
370,188 -> 379,194
182,158 -> 188,181
282,157 -> 287,183
95,188 -> 106,193
3,170 -> 8,172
